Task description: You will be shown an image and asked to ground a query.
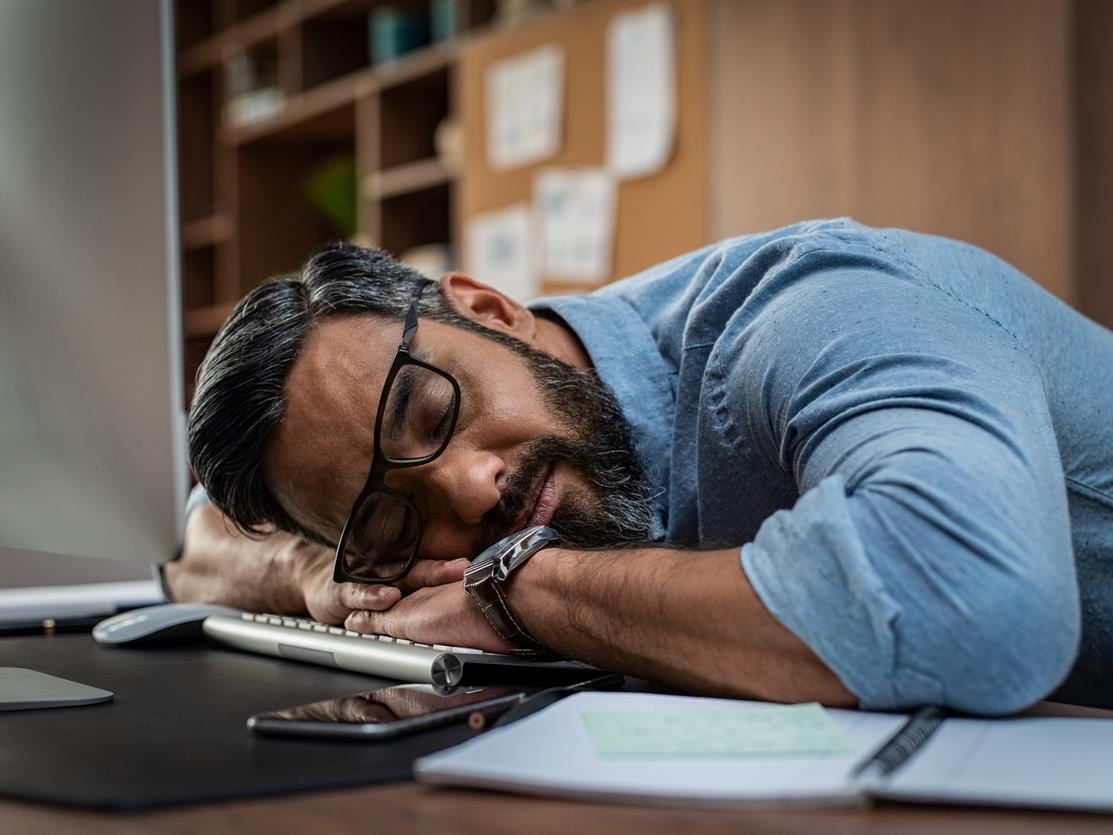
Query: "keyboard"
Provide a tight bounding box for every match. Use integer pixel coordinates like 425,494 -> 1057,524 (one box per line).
202,612 -> 601,691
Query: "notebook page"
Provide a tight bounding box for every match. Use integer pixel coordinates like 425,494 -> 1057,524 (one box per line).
878,716 -> 1113,812
416,691 -> 905,807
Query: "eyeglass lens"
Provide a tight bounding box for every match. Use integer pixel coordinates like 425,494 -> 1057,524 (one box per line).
342,364 -> 459,581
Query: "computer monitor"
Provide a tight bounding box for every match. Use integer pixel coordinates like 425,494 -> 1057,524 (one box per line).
0,0 -> 186,580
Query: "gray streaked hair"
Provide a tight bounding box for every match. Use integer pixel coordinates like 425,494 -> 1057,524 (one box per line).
187,242 -> 489,544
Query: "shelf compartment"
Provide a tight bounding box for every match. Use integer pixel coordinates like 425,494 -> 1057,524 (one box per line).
379,180 -> 452,256
184,302 -> 238,338
223,68 -> 369,145
181,214 -> 234,251
365,158 -> 454,200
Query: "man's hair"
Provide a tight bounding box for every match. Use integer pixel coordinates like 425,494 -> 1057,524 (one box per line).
187,242 -> 492,545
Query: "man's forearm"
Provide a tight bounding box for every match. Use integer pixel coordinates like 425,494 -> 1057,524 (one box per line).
510,546 -> 857,706
163,504 -> 316,614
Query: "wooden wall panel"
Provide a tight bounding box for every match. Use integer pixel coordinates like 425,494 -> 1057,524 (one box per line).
459,0 -> 707,293
1075,0 -> 1113,330
708,0 -> 1075,302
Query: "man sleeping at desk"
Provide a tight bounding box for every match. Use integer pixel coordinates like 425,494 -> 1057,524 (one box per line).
169,219 -> 1113,714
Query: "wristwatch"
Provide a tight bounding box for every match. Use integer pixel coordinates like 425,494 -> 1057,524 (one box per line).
464,526 -> 560,653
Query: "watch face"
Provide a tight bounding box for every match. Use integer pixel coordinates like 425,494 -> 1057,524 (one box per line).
468,527 -> 560,577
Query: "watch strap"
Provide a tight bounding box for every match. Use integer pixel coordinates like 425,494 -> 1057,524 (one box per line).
463,526 -> 559,653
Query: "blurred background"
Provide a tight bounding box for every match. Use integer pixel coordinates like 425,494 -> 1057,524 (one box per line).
169,0 -> 1110,406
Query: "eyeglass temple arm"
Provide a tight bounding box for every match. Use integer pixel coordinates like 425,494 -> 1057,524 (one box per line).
401,284 -> 428,350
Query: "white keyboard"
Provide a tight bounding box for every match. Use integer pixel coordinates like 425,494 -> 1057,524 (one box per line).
202,612 -> 599,691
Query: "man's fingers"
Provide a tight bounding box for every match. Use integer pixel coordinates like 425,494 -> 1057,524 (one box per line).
339,582 -> 401,612
345,608 -> 389,635
396,558 -> 470,593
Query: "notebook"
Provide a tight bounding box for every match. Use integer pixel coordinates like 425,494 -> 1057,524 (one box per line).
415,692 -> 1113,811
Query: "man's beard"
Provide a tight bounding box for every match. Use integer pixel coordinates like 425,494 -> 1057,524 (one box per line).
471,330 -> 656,553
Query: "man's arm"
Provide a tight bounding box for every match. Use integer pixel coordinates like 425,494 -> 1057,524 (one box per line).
343,544 -> 856,706
348,265 -> 1082,714
166,502 -> 468,624
516,545 -> 856,704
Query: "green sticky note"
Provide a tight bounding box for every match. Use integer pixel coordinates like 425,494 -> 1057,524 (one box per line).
582,702 -> 855,758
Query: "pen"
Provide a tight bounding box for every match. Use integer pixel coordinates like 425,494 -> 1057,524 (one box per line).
487,673 -> 626,730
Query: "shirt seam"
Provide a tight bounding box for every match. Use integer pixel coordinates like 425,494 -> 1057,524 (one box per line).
814,235 -> 1027,349
1065,475 -> 1113,509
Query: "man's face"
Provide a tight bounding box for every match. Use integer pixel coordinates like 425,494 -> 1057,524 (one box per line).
264,312 -> 653,562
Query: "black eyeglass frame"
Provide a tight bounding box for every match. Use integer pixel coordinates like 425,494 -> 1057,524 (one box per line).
331,290 -> 461,585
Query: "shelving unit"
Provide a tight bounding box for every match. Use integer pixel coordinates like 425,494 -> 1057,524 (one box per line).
173,0 -> 496,404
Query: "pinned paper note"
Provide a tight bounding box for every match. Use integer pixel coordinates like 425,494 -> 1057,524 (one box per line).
534,168 -> 616,283
464,203 -> 539,301
486,45 -> 565,171
582,703 -> 855,758
606,3 -> 676,180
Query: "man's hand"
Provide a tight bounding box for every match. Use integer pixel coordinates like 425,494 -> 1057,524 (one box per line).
344,582 -> 516,653
298,548 -> 470,626
168,502 -> 469,623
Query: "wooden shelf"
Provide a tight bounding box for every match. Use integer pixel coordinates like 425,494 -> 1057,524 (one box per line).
364,158 -> 455,200
184,303 -> 238,338
375,41 -> 456,91
223,69 -> 370,146
221,40 -> 458,146
181,214 -> 233,251
178,1 -> 294,77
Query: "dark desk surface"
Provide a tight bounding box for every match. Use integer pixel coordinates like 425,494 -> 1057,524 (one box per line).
4,633 -> 1111,833
6,781 -> 1113,835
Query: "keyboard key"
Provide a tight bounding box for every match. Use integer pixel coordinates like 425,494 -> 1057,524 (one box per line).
241,613 -> 253,621
327,626 -> 345,635
297,621 -> 312,630
312,624 -> 328,632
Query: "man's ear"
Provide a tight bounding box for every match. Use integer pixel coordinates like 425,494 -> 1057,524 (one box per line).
438,273 -> 537,343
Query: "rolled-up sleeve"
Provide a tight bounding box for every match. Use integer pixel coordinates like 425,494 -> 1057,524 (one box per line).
732,266 -> 1080,715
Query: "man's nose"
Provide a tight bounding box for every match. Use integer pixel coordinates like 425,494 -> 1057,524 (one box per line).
425,444 -> 504,527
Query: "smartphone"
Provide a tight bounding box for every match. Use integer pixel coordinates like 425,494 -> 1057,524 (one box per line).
246,684 -> 529,741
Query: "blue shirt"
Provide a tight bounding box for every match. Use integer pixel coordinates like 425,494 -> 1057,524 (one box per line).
533,219 -> 1113,715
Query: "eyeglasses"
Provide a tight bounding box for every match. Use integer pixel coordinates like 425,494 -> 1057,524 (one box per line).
332,288 -> 461,584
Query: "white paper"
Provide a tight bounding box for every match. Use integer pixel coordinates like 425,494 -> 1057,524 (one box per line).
416,691 -> 905,807
486,45 -> 565,171
464,204 -> 539,301
606,3 -> 676,180
534,168 -> 617,283
880,717 -> 1113,812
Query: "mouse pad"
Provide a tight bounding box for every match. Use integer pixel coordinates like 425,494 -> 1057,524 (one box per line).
0,635 -> 479,810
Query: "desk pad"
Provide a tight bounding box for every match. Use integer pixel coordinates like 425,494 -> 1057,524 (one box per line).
0,635 -> 478,810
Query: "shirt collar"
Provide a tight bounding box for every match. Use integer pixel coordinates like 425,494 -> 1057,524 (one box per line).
529,293 -> 674,539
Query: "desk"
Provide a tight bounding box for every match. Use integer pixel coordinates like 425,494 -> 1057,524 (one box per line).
3,635 -> 1110,832
4,781 -> 1113,834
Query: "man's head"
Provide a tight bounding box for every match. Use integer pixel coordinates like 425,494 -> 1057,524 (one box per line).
188,243 -> 654,568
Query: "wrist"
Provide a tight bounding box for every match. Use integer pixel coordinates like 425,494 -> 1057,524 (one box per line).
501,545 -> 569,649
278,536 -> 331,614
463,527 -> 559,652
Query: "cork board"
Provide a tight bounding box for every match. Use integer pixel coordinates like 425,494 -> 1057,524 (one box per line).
458,0 -> 708,294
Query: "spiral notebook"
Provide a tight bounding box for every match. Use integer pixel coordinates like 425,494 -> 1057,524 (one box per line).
416,692 -> 1113,811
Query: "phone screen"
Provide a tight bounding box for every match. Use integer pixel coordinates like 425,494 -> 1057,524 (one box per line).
248,684 -> 526,740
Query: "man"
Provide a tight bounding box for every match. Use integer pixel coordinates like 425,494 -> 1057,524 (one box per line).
173,219 -> 1113,714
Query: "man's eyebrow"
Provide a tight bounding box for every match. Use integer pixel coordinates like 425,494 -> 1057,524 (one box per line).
383,349 -> 435,441
385,366 -> 418,441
